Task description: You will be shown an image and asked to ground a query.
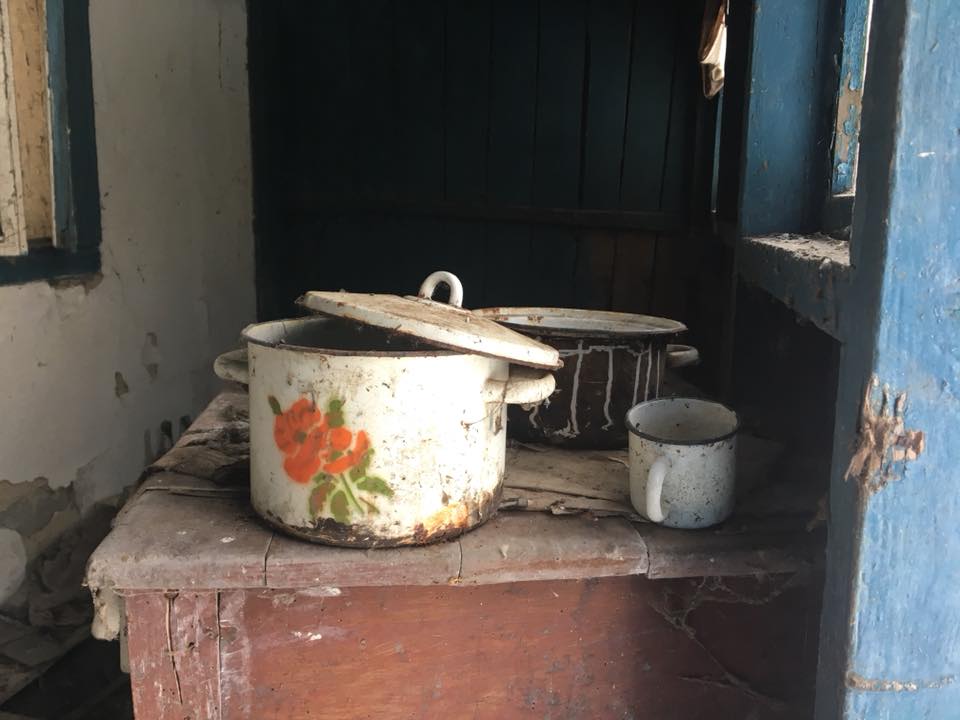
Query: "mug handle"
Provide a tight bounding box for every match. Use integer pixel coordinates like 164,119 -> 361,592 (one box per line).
646,456 -> 669,523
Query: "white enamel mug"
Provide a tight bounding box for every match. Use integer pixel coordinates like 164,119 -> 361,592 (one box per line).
626,397 -> 739,529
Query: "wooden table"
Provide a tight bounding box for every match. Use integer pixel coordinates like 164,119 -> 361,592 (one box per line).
86,393 -> 822,719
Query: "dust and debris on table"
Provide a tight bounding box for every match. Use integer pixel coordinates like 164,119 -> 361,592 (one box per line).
132,390 -> 815,528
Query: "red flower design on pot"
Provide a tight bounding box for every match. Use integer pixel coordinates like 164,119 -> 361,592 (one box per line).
269,396 -> 330,484
323,430 -> 371,474
268,395 -> 393,523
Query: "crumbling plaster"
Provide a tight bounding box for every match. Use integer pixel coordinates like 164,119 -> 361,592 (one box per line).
0,0 -> 254,602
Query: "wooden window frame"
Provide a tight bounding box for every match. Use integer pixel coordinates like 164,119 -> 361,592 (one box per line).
0,0 -> 101,285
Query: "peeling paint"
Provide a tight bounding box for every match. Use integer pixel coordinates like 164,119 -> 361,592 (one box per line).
0,477 -> 74,537
846,671 -> 955,692
114,371 -> 129,397
49,271 -> 103,293
141,331 -> 160,381
845,376 -> 925,495
73,453 -> 108,515
832,72 -> 863,193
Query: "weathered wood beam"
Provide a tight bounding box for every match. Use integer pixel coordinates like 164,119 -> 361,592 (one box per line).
290,197 -> 686,234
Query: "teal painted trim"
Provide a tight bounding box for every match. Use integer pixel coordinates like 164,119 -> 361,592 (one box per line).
61,0 -> 100,252
831,0 -> 870,194
1,0 -> 100,286
815,0 -> 960,716
46,0 -> 74,248
739,0 -> 841,235
0,246 -> 99,285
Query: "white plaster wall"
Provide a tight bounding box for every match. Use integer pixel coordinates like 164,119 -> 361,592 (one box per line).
0,0 -> 253,513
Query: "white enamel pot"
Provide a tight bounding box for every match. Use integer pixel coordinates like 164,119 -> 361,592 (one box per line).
214,280 -> 555,548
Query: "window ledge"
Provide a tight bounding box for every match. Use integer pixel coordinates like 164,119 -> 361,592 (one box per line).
738,234 -> 850,338
0,246 -> 100,287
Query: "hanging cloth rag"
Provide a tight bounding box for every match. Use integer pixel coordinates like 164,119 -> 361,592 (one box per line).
699,0 -> 727,98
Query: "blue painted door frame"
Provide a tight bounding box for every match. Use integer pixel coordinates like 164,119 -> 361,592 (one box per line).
814,0 -> 960,716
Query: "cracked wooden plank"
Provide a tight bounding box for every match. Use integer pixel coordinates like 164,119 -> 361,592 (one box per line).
87,491 -> 273,591
145,391 -> 250,486
214,577 -> 811,719
504,446 -> 630,503
638,521 -> 816,579
126,592 -> 220,720
458,513 -> 648,585
265,532 -> 461,588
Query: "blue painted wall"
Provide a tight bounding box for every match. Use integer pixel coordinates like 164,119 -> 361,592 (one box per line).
816,0 -> 960,716
739,0 -> 841,235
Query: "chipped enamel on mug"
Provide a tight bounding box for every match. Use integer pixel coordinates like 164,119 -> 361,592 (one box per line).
626,397 -> 739,529
214,272 -> 558,548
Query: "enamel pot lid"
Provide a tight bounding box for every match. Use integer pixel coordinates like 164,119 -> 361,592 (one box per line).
473,307 -> 686,338
298,271 -> 562,370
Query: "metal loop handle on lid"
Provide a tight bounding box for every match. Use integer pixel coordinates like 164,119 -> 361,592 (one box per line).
418,270 -> 464,308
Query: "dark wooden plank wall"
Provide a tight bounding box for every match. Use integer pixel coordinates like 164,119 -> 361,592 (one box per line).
251,0 -> 713,343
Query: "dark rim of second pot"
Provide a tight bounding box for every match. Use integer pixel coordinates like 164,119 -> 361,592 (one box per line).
242,316 -> 458,358
474,307 -> 686,338
625,396 -> 741,446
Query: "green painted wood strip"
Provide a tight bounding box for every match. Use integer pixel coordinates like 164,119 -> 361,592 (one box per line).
348,0 -> 397,198
484,0 -> 537,306
486,0 -> 538,205
532,0 -> 586,207
619,2 -> 679,211
394,0 -> 445,201
444,0 -> 492,202
530,0 -> 586,307
658,0 -> 702,214
580,0 -> 634,210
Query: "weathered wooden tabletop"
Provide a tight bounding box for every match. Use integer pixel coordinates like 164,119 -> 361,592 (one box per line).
86,391 -> 819,597
84,391 -> 823,719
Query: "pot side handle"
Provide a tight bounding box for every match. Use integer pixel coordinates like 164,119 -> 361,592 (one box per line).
482,366 -> 556,405
214,349 -> 249,385
666,344 -> 699,368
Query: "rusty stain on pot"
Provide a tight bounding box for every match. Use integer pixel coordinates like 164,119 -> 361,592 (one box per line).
413,485 -> 502,545
260,485 -> 501,548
